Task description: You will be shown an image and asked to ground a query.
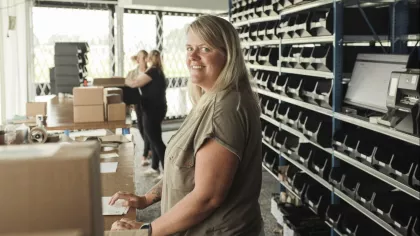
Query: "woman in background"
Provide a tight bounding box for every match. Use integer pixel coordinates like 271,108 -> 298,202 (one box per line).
125,50 -> 167,181
126,50 -> 152,166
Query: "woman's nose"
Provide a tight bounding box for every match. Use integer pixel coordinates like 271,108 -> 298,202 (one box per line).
189,49 -> 199,60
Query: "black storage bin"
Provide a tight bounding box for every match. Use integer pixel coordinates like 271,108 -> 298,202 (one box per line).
342,132 -> 360,158
283,133 -> 300,155
328,166 -> 349,189
288,47 -> 303,68
303,113 -> 332,147
372,146 -> 394,174
273,131 -> 288,150
291,172 -> 311,198
285,106 -> 302,130
256,71 -> 270,88
303,183 -> 330,216
243,48 -> 250,61
275,102 -> 290,123
277,16 -> 295,39
239,25 -> 250,41
280,45 -> 293,68
310,148 -> 331,179
286,164 -> 300,186
388,152 -> 416,186
249,24 -> 259,41
264,99 -> 278,118
263,0 -> 280,16
293,143 -> 314,168
294,12 -> 312,37
283,214 -> 330,236
263,150 -> 279,175
248,47 -> 260,63
257,22 -> 268,40
266,20 -> 279,39
272,75 -> 288,95
254,0 -> 265,17
286,77 -> 303,100
301,78 -> 320,105
354,176 -> 392,211
371,191 -> 418,235
353,137 -> 377,167
342,210 -> 393,236
325,204 -> 345,230
263,126 -> 277,145
333,130 -> 347,153
340,170 -> 362,199
310,45 -> 332,72
257,47 -> 279,66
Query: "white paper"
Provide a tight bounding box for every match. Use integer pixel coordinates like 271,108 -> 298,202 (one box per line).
69,129 -> 107,139
100,162 -> 118,173
102,197 -> 129,215
100,153 -> 119,159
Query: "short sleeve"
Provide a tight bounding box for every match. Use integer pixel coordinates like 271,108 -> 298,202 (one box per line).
193,93 -> 246,161
145,67 -> 158,78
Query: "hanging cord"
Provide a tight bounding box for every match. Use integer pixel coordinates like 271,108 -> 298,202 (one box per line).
356,0 -> 388,54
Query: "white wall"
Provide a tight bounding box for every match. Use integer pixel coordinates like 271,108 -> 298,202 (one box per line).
121,0 -> 228,13
0,0 -> 30,124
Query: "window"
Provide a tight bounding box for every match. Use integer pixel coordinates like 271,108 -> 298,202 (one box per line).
32,7 -> 111,83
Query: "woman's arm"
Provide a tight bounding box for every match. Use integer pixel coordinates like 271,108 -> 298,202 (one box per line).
125,73 -> 152,88
109,180 -> 163,209
150,139 -> 239,235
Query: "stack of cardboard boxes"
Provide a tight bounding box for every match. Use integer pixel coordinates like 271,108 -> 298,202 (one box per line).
73,87 -> 126,123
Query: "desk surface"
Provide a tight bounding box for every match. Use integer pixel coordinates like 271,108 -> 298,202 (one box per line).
101,140 -> 137,230
44,96 -> 131,131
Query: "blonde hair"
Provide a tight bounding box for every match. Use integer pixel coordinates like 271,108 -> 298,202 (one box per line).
187,15 -> 257,109
131,50 -> 148,63
148,50 -> 164,73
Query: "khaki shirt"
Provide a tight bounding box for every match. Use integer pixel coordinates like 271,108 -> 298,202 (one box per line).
161,88 -> 263,236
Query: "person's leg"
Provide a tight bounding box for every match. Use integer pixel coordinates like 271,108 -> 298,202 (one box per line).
136,104 -> 152,165
143,108 -> 166,171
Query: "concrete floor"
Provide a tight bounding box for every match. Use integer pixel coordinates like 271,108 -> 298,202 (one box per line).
131,128 -> 280,235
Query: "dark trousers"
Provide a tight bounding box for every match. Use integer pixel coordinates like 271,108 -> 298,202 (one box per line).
135,104 -> 150,157
143,106 -> 167,170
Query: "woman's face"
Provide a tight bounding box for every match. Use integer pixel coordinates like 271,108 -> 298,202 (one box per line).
186,30 -> 226,92
136,52 -> 147,67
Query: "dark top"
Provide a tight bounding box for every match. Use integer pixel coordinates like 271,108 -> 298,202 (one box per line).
141,67 -> 167,111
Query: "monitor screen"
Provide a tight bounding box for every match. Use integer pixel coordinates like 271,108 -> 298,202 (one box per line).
344,54 -> 409,113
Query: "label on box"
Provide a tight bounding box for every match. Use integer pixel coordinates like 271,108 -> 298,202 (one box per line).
287,150 -> 292,155
379,162 -> 385,167
360,154 -> 366,159
346,228 -> 352,234
335,141 -> 342,146
377,209 -> 384,215
348,147 -> 354,152
314,166 -> 320,172
395,170 -> 402,176
307,131 -> 313,136
394,222 -> 401,228
360,197 -> 366,203
367,157 -> 372,162
299,157 -> 304,162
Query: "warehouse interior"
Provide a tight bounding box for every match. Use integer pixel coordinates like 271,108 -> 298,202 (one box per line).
0,0 -> 419,235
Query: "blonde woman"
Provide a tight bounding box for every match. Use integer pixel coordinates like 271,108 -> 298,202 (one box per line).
125,50 -> 168,180
110,15 -> 264,236
127,50 -> 152,166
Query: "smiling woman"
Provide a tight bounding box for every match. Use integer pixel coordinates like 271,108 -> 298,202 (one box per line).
109,15 -> 264,236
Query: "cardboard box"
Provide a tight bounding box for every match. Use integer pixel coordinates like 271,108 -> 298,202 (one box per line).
73,87 -> 104,106
107,94 -> 122,104
26,102 -> 47,117
107,103 -> 126,121
93,77 -> 125,87
104,87 -> 123,97
0,230 -> 82,236
74,105 -> 104,123
0,142 -> 103,236
105,230 -> 147,236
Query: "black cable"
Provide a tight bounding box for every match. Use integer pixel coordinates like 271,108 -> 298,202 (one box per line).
356,0 -> 388,54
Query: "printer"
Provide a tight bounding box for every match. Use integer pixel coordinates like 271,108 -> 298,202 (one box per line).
378,69 -> 420,136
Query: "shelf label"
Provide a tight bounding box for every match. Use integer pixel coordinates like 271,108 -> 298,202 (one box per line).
307,131 -> 313,136
335,141 -> 342,146
367,157 -> 372,162
299,157 -> 304,162
394,221 -> 401,228
379,162 -> 385,167
360,197 -> 366,203
314,166 -> 320,172
360,154 -> 366,159
287,150 -> 292,155
395,170 -> 402,176
377,209 -> 384,215
346,228 -> 352,234
347,147 -> 354,152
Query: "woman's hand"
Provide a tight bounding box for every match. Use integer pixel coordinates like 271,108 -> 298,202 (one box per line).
108,191 -> 148,209
124,78 -> 133,88
111,218 -> 144,230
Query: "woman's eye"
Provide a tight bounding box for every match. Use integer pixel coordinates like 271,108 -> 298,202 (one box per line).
201,47 -> 210,52
186,47 -> 192,52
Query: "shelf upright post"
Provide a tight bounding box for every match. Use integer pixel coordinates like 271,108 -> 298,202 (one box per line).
229,0 -> 233,22
390,0 -> 409,54
332,2 -> 343,233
